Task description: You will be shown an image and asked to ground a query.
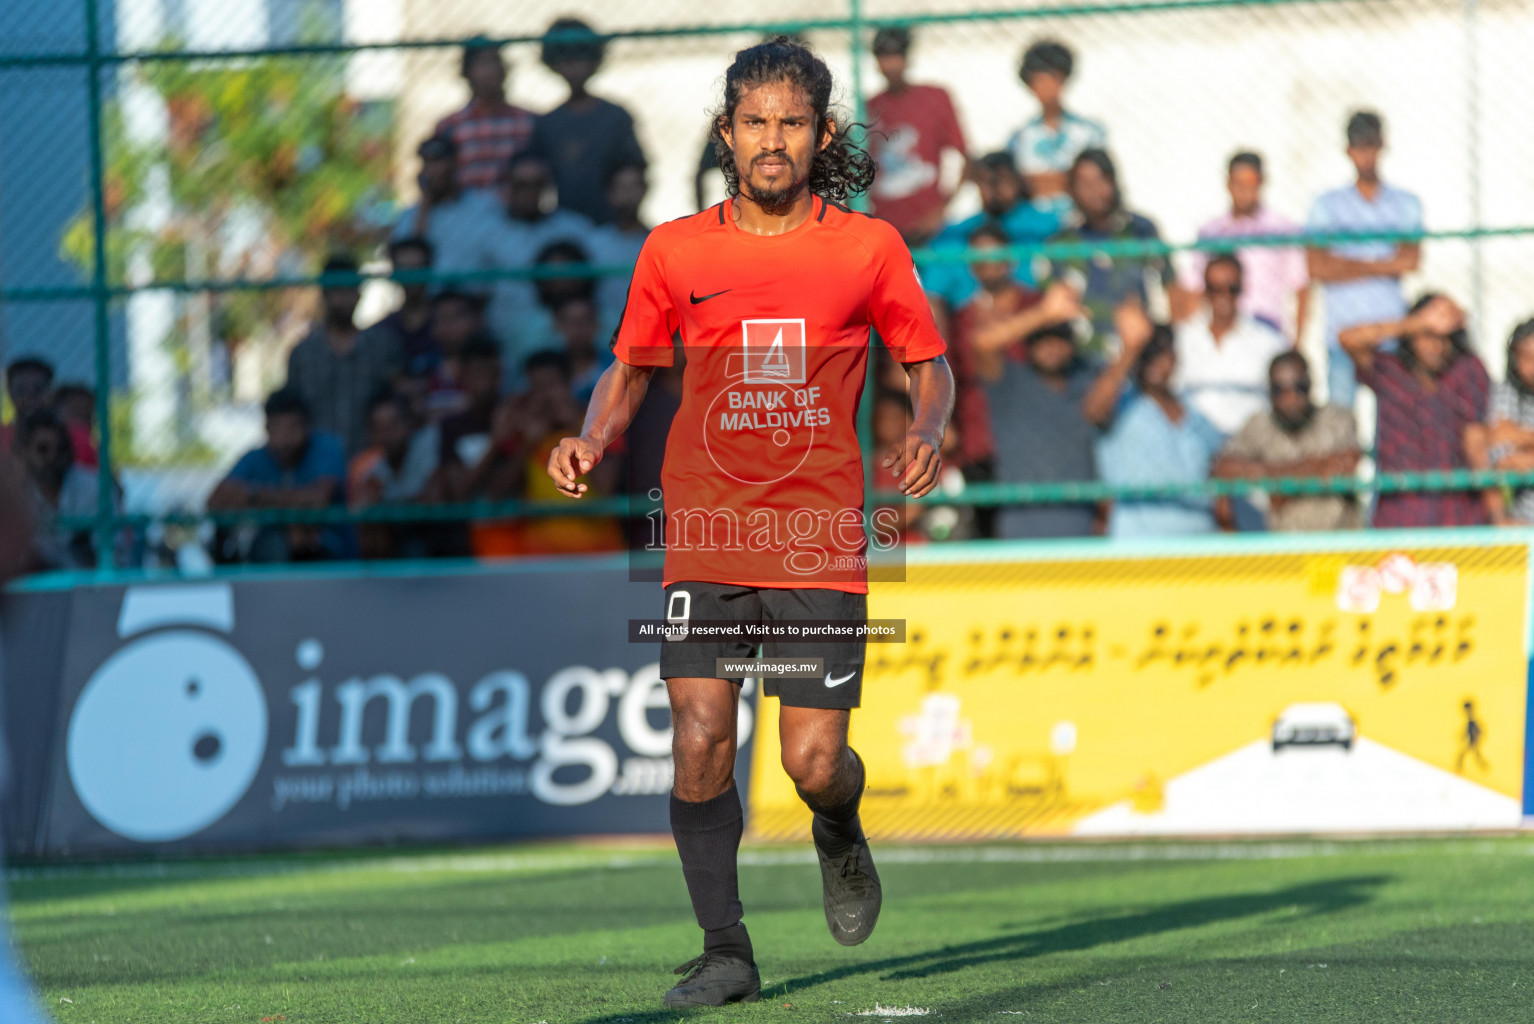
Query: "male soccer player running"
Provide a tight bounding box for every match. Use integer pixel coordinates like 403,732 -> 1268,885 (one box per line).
548,38 -> 954,1008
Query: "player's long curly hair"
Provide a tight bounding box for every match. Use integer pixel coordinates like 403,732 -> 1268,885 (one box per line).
709,37 -> 876,204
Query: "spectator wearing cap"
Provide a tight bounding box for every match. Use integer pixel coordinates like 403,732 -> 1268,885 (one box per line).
284,255 -> 403,456
465,152 -> 596,367
432,37 -> 536,196
924,152 -> 1060,330
392,134 -> 502,274
1172,254 -> 1288,440
1183,152 -> 1310,342
1007,39 -> 1107,217
2,356 -> 54,456
587,162 -> 650,329
1215,352 -> 1362,532
1467,320 -> 1534,524
207,388 -> 352,563
527,17 -> 646,226
1307,110 -> 1423,409
865,26 -> 970,247
1085,303 -> 1224,537
1041,150 -> 1186,355
1339,293 -> 1488,528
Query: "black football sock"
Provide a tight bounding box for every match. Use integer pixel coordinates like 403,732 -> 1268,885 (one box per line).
800,748 -> 866,859
670,784 -> 753,965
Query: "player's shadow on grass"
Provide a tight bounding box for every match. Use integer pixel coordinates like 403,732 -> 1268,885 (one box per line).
571,875 -> 1388,1023
769,874 -> 1389,993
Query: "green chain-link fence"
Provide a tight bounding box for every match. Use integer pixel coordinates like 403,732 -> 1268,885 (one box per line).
2,0 -> 1532,567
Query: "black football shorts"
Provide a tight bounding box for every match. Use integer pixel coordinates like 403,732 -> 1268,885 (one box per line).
657,581 -> 867,710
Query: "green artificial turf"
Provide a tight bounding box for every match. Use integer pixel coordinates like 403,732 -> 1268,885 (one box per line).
10,837 -> 1533,1023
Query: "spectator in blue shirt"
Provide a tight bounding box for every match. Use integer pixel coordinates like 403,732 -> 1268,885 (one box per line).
207,388 -> 352,562
924,151 -> 1059,328
1306,110 -> 1423,409
1084,302 -> 1224,537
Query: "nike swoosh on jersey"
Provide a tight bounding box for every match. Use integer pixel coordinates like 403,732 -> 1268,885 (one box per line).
689,288 -> 732,305
824,671 -> 857,688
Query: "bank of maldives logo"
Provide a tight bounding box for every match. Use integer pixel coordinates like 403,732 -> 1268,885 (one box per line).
67,585 -> 268,842
741,318 -> 806,384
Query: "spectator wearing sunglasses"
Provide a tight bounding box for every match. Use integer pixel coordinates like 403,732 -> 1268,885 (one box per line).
1172,255 -> 1287,440
1214,351 -> 1362,531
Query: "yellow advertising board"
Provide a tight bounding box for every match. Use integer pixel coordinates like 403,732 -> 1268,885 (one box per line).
748,542 -> 1529,841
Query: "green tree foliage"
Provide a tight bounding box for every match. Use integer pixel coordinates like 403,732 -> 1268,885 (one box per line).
61,51 -> 392,464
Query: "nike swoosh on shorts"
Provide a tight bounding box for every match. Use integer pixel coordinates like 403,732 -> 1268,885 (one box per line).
824,671 -> 856,688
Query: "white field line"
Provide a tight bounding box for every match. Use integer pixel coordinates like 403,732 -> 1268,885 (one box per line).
9,837 -> 1532,883
854,1005 -> 931,1017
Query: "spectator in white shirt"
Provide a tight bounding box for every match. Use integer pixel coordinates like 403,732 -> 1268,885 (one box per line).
392,134 -> 502,276
1173,254 -> 1289,439
466,151 -> 596,367
587,162 -> 650,329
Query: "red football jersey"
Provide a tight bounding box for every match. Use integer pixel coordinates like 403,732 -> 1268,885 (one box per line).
611,195 -> 947,593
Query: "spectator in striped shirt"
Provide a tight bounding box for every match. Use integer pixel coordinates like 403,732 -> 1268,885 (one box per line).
1339,293 -> 1489,528
432,37 -> 536,196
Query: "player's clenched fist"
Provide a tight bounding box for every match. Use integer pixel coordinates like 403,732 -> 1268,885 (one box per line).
547,435 -> 602,497
883,429 -> 943,498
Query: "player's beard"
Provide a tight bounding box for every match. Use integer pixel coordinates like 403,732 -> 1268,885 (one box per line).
740,154 -> 810,215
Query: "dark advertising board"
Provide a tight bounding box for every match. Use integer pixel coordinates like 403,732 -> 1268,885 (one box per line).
0,564 -> 754,858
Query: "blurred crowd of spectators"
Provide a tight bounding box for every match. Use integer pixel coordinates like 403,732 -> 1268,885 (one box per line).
5,21 -> 1531,570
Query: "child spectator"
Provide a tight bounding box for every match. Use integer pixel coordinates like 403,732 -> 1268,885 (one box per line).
1007,39 -> 1107,217
52,382 -> 99,468
528,17 -> 646,225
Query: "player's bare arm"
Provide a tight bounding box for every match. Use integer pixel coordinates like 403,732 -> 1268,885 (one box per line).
884,354 -> 955,498
547,359 -> 654,497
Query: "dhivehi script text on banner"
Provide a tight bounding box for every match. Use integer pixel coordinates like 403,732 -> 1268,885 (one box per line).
749,543 -> 1529,840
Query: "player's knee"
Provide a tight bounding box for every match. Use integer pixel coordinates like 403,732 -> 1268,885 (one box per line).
670,704 -> 735,768
781,737 -> 845,795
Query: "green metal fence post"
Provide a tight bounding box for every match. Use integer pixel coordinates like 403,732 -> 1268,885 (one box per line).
849,0 -> 880,498
84,0 -> 115,569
